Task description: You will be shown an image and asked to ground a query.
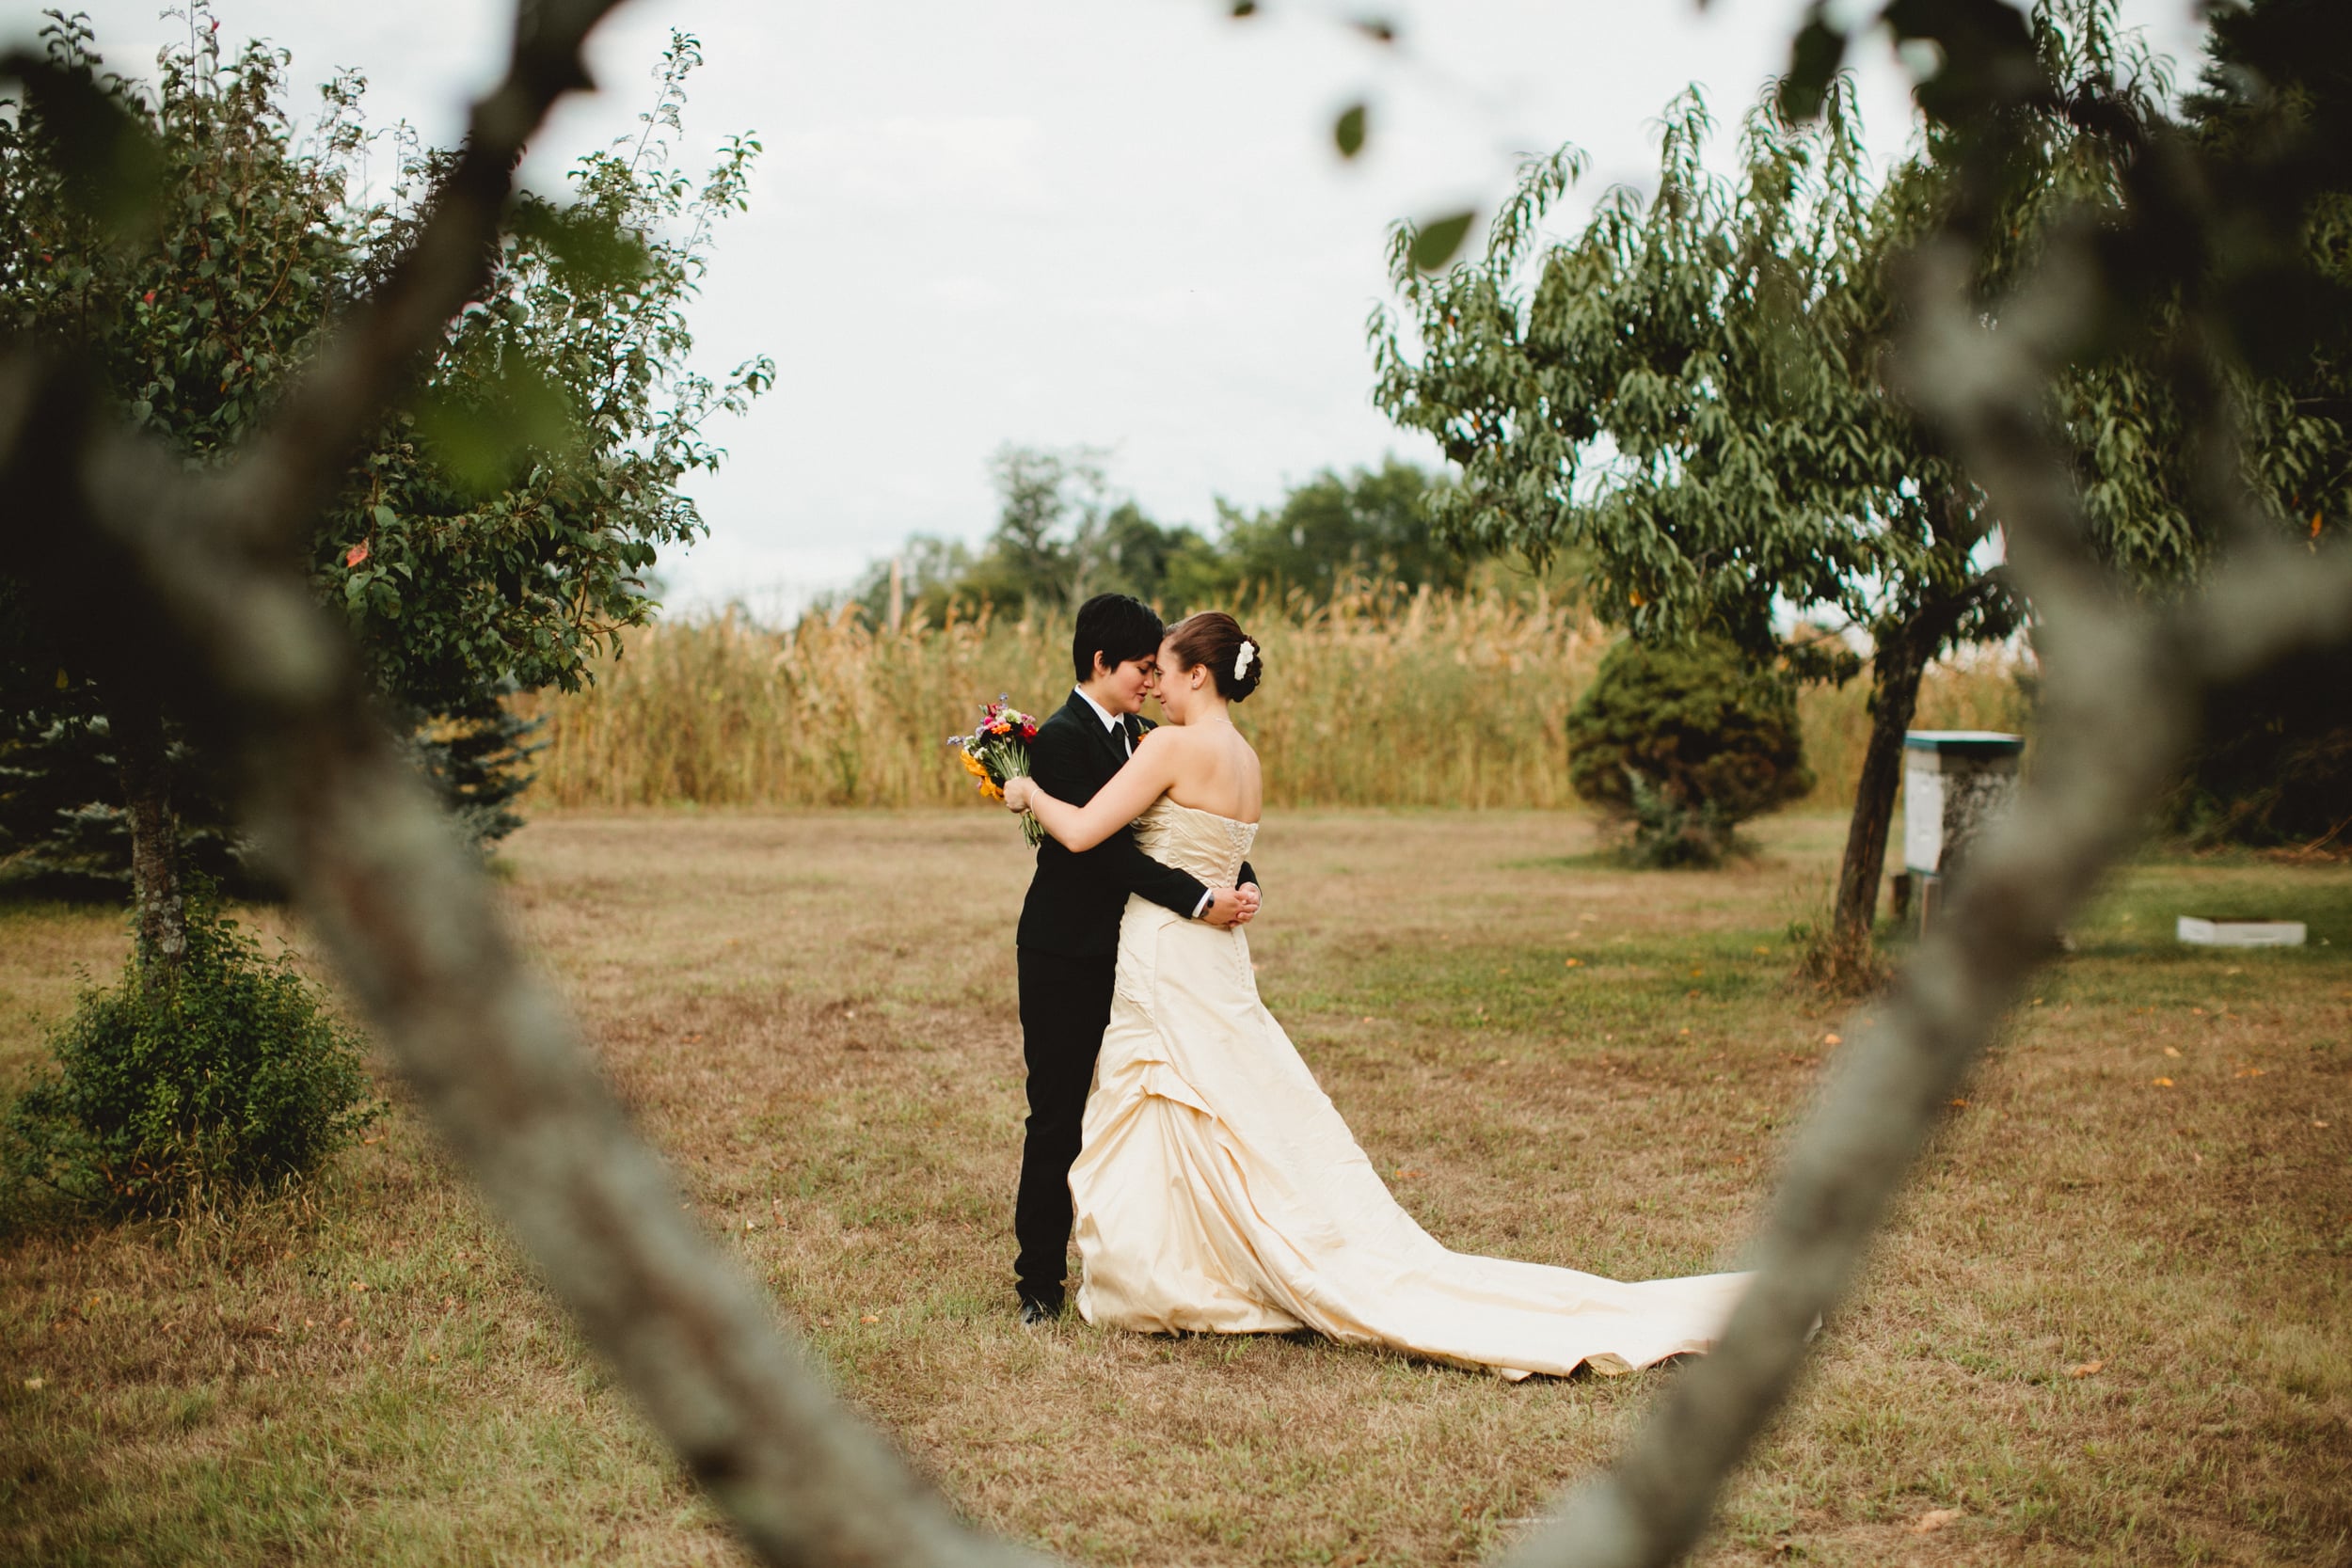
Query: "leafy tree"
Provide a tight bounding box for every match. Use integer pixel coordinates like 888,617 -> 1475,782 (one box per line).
844,444 -> 1217,626
0,11 -> 769,956
1373,0 -> 2340,983
1169,457 -> 1466,606
2151,0 -> 2352,847
843,454 -> 1458,626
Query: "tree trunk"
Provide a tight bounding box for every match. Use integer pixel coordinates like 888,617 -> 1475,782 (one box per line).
1820,622 -> 1931,990
112,689 -> 188,986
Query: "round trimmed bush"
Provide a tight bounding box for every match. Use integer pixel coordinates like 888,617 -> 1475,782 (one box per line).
1566,636 -> 1814,865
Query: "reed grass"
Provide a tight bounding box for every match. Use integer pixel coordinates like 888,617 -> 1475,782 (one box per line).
517,585 -> 2031,815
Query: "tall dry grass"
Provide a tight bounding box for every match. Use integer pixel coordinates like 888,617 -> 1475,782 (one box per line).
1796,644 -> 2037,808
516,586 -> 2030,815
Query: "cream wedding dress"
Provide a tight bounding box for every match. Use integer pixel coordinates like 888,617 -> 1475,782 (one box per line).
1070,798 -> 1751,1378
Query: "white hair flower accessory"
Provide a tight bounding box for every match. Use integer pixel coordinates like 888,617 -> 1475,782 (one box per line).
1233,639 -> 1256,682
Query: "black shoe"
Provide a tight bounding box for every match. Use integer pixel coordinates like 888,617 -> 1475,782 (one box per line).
1018,1296 -> 1059,1328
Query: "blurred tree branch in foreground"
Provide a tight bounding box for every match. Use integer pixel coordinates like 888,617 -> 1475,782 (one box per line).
1,3 -> 2346,1568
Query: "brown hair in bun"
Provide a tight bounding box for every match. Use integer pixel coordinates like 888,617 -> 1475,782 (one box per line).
1163,611 -> 1263,703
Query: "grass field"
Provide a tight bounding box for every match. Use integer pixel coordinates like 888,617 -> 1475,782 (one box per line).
3,809 -> 2347,1566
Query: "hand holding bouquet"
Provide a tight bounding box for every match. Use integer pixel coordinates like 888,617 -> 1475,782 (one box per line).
948,697 -> 1044,846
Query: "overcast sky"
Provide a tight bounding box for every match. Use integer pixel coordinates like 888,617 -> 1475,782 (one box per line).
50,0 -> 2211,614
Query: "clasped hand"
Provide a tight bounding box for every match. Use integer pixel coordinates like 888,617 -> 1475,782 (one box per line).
1001,776 -> 1257,927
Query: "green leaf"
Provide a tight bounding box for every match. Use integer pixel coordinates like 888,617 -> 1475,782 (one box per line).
5,52 -> 166,246
414,358 -> 581,499
508,196 -> 652,292
1884,0 -> 2038,127
1778,9 -> 1849,123
1334,103 -> 1368,160
1407,209 -> 1478,274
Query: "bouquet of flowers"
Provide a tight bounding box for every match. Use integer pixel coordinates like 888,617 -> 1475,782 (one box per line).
949,697 -> 1044,845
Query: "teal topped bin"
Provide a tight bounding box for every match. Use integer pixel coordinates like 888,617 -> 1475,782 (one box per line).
1902,730 -> 2027,761
1902,730 -> 2024,877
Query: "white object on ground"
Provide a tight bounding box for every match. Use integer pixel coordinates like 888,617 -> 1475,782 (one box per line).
2176,916 -> 2307,947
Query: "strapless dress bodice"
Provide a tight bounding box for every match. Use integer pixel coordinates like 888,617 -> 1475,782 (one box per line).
1130,798 -> 1258,886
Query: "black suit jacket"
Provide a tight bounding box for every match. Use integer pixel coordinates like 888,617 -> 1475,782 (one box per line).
1015,693 -> 1260,958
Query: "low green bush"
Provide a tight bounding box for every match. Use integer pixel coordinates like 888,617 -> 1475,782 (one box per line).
4,884 -> 381,1220
1566,636 -> 1813,866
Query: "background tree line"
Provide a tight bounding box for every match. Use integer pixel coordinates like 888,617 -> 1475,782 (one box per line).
834,447 -> 1486,628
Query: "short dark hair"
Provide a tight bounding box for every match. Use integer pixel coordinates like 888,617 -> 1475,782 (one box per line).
1163,611 -> 1264,702
1072,594 -> 1165,684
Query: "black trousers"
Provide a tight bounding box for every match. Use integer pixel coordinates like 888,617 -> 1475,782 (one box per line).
1013,945 -> 1118,1310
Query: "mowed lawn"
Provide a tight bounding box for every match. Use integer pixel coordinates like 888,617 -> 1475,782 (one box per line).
2,809 -> 2347,1567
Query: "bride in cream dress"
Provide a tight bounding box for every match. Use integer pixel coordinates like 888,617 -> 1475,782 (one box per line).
1003,611 -> 1748,1379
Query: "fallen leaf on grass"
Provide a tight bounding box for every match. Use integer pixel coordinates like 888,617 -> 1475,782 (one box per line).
336,1316 -> 355,1329
23,1377 -> 44,1390
1912,1508 -> 1962,1533
2152,1077 -> 2175,1087
1949,1099 -> 1968,1109
2235,1067 -> 2265,1078
2069,1358 -> 2106,1377
859,1314 -> 880,1324
1822,1033 -> 1842,1046
2163,1046 -> 2181,1058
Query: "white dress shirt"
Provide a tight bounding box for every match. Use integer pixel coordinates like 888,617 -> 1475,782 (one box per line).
1071,687 -> 1215,919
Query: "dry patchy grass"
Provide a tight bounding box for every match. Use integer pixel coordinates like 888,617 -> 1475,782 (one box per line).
2,811 -> 2346,1566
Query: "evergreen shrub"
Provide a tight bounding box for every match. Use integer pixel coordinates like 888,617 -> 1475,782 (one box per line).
1566,636 -> 1813,866
4,883 -> 381,1220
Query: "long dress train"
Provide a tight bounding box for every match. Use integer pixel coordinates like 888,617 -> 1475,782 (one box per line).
1070,799 -> 1749,1379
